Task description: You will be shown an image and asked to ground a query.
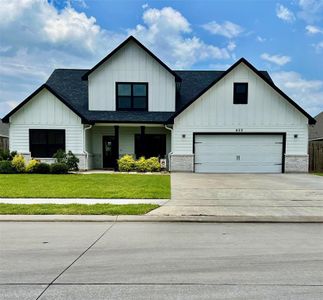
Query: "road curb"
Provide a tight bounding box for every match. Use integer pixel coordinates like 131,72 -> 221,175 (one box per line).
1,215 -> 323,223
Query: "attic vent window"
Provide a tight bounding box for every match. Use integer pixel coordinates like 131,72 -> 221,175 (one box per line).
234,83 -> 248,104
116,83 -> 148,111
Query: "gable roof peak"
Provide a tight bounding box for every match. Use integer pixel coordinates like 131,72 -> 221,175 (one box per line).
81,35 -> 181,81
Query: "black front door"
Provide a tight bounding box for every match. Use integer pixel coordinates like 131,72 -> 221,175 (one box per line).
102,136 -> 117,169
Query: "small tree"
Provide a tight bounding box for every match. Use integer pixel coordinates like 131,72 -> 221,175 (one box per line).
53,150 -> 79,171
53,149 -> 67,163
66,151 -> 79,171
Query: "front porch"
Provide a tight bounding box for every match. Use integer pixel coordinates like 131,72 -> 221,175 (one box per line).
84,124 -> 171,170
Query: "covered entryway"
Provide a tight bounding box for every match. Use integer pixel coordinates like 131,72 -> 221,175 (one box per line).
194,134 -> 284,173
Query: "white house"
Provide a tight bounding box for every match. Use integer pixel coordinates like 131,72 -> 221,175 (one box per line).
2,36 -> 315,173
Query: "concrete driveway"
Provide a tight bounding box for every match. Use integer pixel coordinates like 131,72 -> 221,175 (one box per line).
149,173 -> 323,221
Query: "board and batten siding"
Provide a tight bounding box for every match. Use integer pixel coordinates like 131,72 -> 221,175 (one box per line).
9,88 -> 84,155
171,63 -> 309,172
88,40 -> 176,112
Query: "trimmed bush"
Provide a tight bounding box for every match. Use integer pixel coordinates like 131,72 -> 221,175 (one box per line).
26,159 -> 40,173
50,163 -> 69,174
135,156 -> 149,172
117,155 -> 162,172
0,161 -> 16,174
146,157 -> 161,172
34,163 -> 51,174
12,154 -> 25,173
118,155 -> 135,172
53,150 -> 79,171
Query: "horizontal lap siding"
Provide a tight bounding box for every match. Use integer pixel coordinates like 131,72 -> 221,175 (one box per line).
173,63 -> 308,156
9,89 -> 83,154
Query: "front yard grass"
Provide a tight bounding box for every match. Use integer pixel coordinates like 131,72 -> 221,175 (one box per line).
0,174 -> 170,199
0,203 -> 159,215
315,173 -> 323,176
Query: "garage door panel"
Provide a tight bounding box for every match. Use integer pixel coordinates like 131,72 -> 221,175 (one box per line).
194,134 -> 283,173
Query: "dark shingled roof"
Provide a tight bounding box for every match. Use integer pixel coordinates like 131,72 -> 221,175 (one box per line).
45,69 -> 174,123
44,68 -> 274,124
174,70 -> 273,111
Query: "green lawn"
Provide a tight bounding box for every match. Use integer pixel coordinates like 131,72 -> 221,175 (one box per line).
0,174 -> 170,199
0,203 -> 159,215
315,173 -> 323,176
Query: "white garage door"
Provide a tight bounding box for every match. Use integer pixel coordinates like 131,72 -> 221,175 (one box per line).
194,134 -> 283,173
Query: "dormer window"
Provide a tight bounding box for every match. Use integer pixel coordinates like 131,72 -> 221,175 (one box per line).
116,83 -> 148,111
233,83 -> 248,104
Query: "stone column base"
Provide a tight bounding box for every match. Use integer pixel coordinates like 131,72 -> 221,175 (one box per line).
170,154 -> 194,172
285,155 -> 308,173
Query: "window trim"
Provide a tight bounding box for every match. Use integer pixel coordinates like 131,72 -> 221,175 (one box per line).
116,82 -> 148,111
233,82 -> 248,105
29,129 -> 66,158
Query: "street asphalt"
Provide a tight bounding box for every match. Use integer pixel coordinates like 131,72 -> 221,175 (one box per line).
1,222 -> 323,299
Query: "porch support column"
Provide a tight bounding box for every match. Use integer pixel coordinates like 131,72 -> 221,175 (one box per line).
140,126 -> 145,158
114,125 -> 119,168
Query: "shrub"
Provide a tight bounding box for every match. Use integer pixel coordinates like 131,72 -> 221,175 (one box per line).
12,154 -> 25,173
118,155 -> 136,172
66,151 -> 79,171
34,163 -> 50,174
0,161 -> 16,174
146,157 -> 161,172
0,150 -> 17,161
53,150 -> 79,171
135,156 -> 149,172
50,163 -> 69,174
26,159 -> 40,173
53,149 -> 66,163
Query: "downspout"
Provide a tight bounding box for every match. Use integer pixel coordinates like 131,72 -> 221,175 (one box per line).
83,124 -> 92,170
164,124 -> 173,172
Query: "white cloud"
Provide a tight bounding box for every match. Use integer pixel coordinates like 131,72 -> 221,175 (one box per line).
306,25 -> 323,34
298,0 -> 323,22
202,21 -> 244,38
260,53 -> 291,66
272,71 -> 323,115
227,41 -> 236,51
0,0 -> 124,117
129,7 -> 232,68
0,3 -> 236,116
276,4 -> 296,22
257,36 -> 266,42
314,41 -> 323,52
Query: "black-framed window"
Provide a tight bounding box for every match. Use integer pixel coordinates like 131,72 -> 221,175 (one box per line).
29,129 -> 65,158
116,83 -> 148,111
135,134 -> 166,159
233,83 -> 248,104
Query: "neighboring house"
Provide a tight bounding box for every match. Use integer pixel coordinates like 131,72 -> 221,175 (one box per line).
309,112 -> 323,141
2,36 -> 315,173
0,118 -> 9,151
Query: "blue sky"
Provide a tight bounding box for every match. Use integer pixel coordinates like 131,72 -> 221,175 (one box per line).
0,0 -> 323,117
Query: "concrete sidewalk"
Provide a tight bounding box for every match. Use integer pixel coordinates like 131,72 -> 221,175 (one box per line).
0,198 -> 168,205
